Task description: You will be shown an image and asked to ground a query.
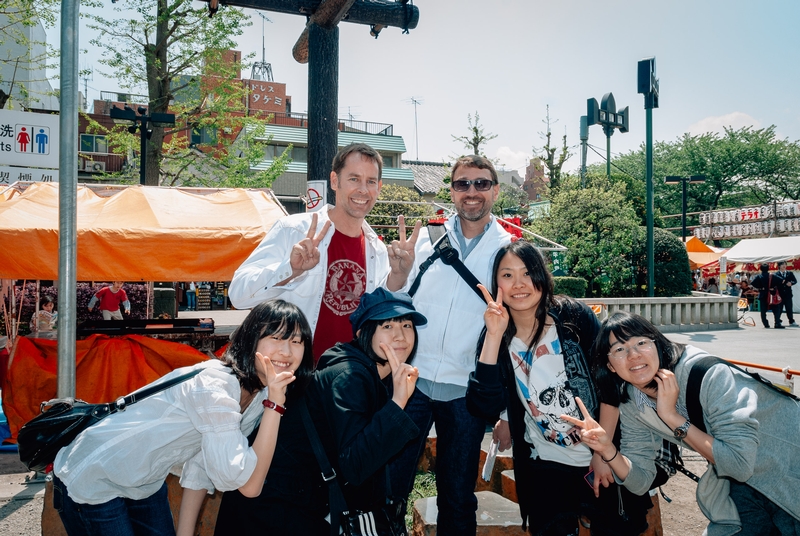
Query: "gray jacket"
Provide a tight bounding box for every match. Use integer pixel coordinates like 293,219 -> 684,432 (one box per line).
618,345 -> 800,536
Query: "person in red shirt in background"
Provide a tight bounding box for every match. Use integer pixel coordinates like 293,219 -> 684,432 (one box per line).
88,281 -> 130,320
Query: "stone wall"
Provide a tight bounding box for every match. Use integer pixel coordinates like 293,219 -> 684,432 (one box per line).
580,292 -> 740,332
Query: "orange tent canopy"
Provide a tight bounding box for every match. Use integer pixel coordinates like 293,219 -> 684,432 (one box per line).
685,236 -> 727,270
2,334 -> 209,443
0,182 -> 287,281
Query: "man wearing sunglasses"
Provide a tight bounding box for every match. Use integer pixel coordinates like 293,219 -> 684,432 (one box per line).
386,155 -> 512,535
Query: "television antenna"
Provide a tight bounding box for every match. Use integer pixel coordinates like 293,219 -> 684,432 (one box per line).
403,96 -> 423,160
251,13 -> 274,81
80,64 -> 93,112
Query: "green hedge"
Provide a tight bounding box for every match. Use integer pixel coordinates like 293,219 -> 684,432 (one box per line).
554,276 -> 588,298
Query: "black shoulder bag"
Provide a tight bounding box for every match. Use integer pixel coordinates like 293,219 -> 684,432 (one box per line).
298,398 -> 406,536
408,223 -> 486,303
18,368 -> 203,472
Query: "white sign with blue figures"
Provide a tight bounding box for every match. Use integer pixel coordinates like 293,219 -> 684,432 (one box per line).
0,109 -> 59,169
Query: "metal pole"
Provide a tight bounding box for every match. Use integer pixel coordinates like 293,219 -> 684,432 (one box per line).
646,107 -> 654,297
139,119 -> 147,185
606,133 -> 611,180
682,179 -> 688,242
57,0 -> 80,398
579,116 -> 588,188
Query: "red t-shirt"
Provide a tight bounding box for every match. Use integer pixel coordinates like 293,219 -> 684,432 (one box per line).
313,230 -> 366,362
95,286 -> 128,312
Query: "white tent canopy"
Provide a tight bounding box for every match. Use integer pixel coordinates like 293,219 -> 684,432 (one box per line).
723,236 -> 800,263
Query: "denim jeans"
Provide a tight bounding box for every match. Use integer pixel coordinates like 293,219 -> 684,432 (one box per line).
53,476 -> 176,536
729,480 -> 800,535
187,290 -> 196,310
388,389 -> 486,536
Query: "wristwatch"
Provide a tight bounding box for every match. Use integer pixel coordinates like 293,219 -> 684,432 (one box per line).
673,419 -> 691,439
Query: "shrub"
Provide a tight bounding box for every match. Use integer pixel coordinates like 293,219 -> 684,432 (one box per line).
554,276 -> 588,298
629,227 -> 693,297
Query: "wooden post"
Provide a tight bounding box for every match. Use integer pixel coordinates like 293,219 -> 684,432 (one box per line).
307,22 -> 340,204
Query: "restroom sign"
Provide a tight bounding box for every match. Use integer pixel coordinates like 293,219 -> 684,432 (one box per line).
0,109 -> 59,169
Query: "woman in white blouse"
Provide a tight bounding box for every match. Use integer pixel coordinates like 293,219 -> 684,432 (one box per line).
52,299 -> 315,536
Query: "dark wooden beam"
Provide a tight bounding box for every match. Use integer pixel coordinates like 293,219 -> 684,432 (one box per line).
207,0 -> 419,30
306,22 -> 339,201
293,0 -> 355,63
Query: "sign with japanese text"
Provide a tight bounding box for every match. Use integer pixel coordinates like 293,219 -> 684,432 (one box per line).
245,80 -> 288,113
0,165 -> 59,184
0,109 -> 59,169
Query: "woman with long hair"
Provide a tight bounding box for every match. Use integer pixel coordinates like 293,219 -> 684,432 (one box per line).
52,299 -> 314,536
564,311 -> 800,535
466,241 -> 652,535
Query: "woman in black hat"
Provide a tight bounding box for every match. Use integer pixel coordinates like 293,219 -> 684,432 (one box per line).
214,288 -> 424,535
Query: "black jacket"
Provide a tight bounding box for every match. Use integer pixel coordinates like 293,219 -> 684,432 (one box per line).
776,270 -> 797,298
465,298 -> 600,529
307,342 -> 419,512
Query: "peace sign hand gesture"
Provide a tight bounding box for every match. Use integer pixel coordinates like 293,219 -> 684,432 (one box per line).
255,351 -> 296,407
382,342 -> 419,409
387,215 -> 422,283
478,284 -> 508,338
290,212 -> 331,279
560,397 -> 614,456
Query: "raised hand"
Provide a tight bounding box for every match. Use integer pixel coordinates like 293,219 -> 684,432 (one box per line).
289,212 -> 332,279
652,369 -> 681,423
387,215 -> 422,279
560,397 -> 613,455
478,284 -> 508,338
382,342 -> 419,409
256,351 -> 295,407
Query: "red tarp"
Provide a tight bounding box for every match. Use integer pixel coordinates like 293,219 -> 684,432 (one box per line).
2,335 -> 209,443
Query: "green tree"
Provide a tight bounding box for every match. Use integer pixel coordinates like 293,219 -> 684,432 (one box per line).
532,105 -> 571,191
598,126 -> 800,235
366,184 -> 434,242
530,175 -> 639,297
0,0 -> 63,109
451,111 -> 497,157
493,183 -> 528,216
87,0 -> 263,186
628,226 -> 693,297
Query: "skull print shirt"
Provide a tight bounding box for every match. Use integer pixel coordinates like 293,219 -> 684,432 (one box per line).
509,325 -> 592,466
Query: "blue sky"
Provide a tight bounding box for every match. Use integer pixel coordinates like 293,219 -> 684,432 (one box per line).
53,0 -> 800,174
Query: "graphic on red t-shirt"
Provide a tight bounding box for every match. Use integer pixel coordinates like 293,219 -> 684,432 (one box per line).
322,259 -> 365,315
313,230 -> 366,361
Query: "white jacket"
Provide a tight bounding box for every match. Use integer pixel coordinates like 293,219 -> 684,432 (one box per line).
399,215 -> 511,388
228,206 -> 389,334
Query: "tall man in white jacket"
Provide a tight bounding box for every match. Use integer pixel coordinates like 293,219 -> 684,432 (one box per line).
386,155 -> 512,535
229,143 -> 397,362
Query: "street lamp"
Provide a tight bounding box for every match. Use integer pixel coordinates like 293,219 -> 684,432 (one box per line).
638,56 -> 659,297
587,92 -> 629,179
110,105 -> 175,185
665,175 -> 705,242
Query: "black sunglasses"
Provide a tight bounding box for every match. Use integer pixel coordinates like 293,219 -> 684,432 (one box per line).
451,179 -> 496,192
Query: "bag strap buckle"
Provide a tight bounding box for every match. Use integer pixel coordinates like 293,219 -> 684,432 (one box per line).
115,397 -> 127,412
321,468 -> 337,482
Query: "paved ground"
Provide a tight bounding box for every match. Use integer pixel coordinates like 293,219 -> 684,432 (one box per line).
1,315 -> 797,535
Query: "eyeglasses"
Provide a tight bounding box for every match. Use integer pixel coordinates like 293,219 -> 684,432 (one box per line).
608,338 -> 655,360
451,179 -> 496,192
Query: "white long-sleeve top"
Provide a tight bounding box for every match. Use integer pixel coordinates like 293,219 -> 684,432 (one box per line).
53,359 -> 267,504
227,205 -> 389,334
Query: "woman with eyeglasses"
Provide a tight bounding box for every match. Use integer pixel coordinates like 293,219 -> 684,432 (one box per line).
563,311 -> 800,536
466,242 -> 653,535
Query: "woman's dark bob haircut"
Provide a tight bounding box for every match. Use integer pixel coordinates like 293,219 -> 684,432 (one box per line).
355,314 -> 420,367
592,312 -> 684,403
223,299 -> 314,400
